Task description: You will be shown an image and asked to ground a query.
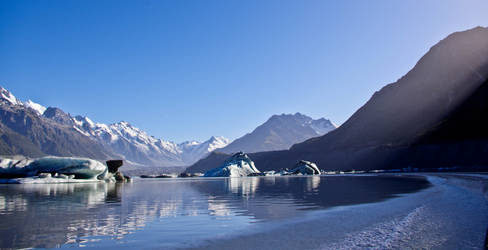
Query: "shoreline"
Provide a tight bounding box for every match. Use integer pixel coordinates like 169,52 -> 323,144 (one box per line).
1,173 -> 486,249
183,173 -> 488,250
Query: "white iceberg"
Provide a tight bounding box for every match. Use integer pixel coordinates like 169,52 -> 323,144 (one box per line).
204,152 -> 260,177
0,156 -> 113,183
286,160 -> 321,175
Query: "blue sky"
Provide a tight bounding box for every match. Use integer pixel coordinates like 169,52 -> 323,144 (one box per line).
1,0 -> 487,142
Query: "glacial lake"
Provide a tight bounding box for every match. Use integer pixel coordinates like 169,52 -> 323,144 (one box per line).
1,174 -> 486,249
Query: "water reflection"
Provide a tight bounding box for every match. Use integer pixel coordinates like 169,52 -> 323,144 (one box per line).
0,175 -> 430,249
194,176 -> 431,221
228,176 -> 260,197
0,183 -> 127,248
307,175 -> 321,192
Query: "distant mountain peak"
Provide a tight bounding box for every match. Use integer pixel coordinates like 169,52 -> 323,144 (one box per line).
43,107 -> 74,126
24,100 -> 47,115
117,121 -> 130,126
0,86 -> 230,169
208,135 -> 228,142
0,86 -> 22,106
73,115 -> 95,129
0,86 -> 47,115
218,112 -> 336,154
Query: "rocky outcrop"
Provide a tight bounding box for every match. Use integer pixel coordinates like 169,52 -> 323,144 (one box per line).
106,160 -> 123,173
178,172 -> 202,178
140,174 -> 172,178
42,107 -> 75,126
106,160 -> 130,182
114,171 -> 131,182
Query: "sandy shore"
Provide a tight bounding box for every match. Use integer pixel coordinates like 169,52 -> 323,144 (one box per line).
186,173 -> 488,250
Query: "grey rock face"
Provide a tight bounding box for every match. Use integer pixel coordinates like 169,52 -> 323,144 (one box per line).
218,113 -> 336,154
43,107 -> 74,126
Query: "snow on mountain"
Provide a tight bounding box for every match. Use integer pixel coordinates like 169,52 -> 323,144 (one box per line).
0,86 -> 230,168
309,118 -> 337,135
72,116 -> 231,167
179,136 -> 231,164
218,112 -> 337,154
23,100 -> 47,115
70,116 -> 230,167
0,87 -> 22,106
0,87 -> 47,116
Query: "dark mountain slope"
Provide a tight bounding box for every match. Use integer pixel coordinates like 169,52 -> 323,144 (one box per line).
0,123 -> 45,157
0,103 -> 113,160
184,151 -> 230,173
187,26 -> 488,173
389,77 -> 488,169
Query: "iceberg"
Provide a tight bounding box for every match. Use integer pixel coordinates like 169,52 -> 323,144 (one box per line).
204,152 -> 260,177
0,156 -> 122,183
26,157 -> 108,179
286,160 -> 321,175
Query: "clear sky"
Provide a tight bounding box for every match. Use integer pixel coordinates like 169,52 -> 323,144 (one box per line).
1,1 -> 487,142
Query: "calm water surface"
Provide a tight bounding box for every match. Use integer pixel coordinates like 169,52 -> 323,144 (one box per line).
0,175 -> 430,249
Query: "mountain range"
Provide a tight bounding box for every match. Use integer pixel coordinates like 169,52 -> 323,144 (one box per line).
187,26 -> 488,173
8,26 -> 484,174
0,88 -> 229,170
0,87 -> 335,173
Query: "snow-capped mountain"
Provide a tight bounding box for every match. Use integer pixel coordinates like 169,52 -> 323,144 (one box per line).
187,113 -> 337,173
24,100 -> 47,115
0,87 -> 113,160
218,112 -> 336,154
0,86 -> 229,169
0,87 -> 22,106
0,88 -> 48,115
71,116 -> 230,167
310,117 -> 337,135
179,136 -> 230,164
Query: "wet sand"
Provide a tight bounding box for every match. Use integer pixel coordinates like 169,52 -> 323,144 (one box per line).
187,173 -> 488,250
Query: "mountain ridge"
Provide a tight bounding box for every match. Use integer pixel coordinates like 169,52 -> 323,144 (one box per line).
217,112 -> 336,154
187,26 -> 488,173
0,87 -> 230,169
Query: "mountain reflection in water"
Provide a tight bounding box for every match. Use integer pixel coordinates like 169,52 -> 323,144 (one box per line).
0,175 -> 430,248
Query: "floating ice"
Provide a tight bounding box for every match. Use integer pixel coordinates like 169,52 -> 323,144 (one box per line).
204,152 -> 260,177
286,160 -> 321,175
0,156 -> 113,183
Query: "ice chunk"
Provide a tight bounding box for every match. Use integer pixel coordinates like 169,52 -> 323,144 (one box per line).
0,157 -> 34,178
0,176 -> 109,184
287,160 -> 321,175
204,152 -> 260,177
0,156 -> 109,180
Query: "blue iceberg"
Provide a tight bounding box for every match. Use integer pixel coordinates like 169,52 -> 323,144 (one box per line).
204,152 -> 260,177
0,156 -> 113,183
287,160 -> 321,175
